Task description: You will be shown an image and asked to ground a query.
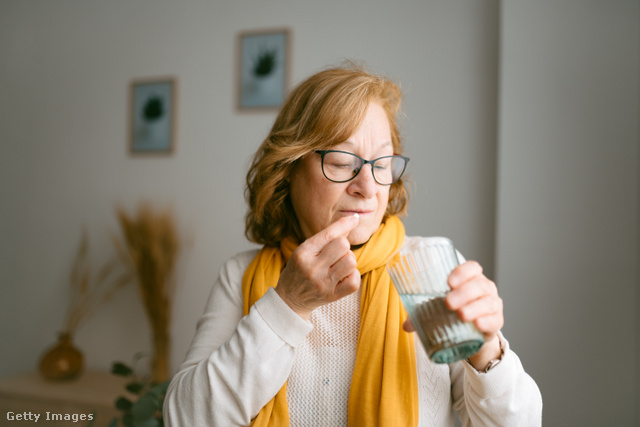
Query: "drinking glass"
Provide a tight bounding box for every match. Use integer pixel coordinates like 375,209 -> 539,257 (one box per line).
387,237 -> 484,363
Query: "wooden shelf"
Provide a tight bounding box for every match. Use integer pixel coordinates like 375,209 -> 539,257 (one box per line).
0,371 -> 130,426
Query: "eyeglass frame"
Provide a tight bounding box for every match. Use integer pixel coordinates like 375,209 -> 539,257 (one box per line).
314,149 -> 410,186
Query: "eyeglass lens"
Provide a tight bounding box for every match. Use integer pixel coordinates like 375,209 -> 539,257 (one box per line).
321,151 -> 407,185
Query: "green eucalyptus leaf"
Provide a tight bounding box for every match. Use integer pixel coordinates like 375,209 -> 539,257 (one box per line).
132,394 -> 158,421
115,397 -> 133,411
156,380 -> 170,393
122,413 -> 135,427
112,360 -> 166,427
147,381 -> 170,399
126,381 -> 145,394
133,418 -> 160,427
112,362 -> 134,377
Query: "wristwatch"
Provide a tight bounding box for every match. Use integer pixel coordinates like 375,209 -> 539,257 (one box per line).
482,356 -> 502,373
470,335 -> 505,373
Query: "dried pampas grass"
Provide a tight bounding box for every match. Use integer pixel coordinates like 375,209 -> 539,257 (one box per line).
64,229 -> 132,335
114,203 -> 180,383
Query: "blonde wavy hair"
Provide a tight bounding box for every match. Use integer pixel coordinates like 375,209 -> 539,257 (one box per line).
245,65 -> 409,246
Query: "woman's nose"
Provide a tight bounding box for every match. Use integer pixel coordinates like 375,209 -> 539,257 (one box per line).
348,164 -> 378,198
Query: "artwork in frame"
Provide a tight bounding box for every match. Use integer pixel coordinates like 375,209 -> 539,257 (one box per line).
129,77 -> 176,154
237,28 -> 290,110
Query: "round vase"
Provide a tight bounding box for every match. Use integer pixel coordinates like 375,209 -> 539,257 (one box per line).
39,332 -> 84,381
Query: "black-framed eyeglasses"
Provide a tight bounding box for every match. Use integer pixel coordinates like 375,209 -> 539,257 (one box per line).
315,150 -> 409,185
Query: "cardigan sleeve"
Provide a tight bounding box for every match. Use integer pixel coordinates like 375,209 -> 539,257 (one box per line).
163,250 -> 314,426
450,333 -> 543,426
447,247 -> 542,426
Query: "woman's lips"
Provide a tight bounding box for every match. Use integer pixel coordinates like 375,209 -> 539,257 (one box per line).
340,210 -> 372,216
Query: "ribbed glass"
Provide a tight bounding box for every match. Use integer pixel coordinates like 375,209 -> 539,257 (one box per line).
387,237 -> 484,364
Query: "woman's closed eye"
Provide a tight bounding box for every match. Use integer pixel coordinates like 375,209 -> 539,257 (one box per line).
328,162 -> 353,169
374,158 -> 391,169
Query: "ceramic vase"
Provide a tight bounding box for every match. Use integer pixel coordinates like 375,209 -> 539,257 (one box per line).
39,332 -> 84,381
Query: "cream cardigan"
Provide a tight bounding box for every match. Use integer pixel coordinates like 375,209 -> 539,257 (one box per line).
164,248 -> 542,426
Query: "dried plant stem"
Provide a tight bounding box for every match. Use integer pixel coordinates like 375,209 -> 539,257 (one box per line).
115,203 -> 179,384
64,229 -> 132,335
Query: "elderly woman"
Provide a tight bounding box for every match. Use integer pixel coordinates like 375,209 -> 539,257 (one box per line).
163,66 -> 542,426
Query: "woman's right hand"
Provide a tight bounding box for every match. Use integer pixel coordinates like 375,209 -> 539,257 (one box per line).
274,215 -> 361,320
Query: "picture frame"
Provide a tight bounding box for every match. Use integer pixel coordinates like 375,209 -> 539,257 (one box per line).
129,77 -> 177,154
237,28 -> 290,111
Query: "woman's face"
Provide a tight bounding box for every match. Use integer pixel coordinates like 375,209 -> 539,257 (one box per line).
289,102 -> 393,245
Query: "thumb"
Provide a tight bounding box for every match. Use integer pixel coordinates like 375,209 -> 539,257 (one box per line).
403,317 -> 415,333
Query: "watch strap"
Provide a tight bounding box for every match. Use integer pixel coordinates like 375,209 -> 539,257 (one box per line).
482,334 -> 504,373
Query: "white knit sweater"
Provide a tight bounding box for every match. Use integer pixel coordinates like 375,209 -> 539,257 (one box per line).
164,248 -> 542,426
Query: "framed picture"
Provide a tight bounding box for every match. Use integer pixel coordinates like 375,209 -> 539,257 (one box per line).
129,77 -> 177,154
237,28 -> 290,110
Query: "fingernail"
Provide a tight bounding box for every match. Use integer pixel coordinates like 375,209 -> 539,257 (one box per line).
353,213 -> 359,220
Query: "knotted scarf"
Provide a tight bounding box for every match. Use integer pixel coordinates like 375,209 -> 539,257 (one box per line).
242,215 -> 418,426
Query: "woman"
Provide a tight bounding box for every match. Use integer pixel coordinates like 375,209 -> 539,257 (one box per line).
164,66 -> 542,426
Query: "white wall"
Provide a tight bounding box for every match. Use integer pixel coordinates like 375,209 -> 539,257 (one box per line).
0,0 -> 499,379
1,1 -> 638,425
497,1 -> 639,425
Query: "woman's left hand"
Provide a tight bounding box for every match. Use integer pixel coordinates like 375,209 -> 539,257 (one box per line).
445,260 -> 503,339
402,260 -> 504,370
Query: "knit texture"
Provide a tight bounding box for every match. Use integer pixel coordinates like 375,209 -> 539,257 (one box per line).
242,216 -> 418,427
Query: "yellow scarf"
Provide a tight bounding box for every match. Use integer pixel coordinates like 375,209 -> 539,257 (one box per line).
242,215 -> 418,426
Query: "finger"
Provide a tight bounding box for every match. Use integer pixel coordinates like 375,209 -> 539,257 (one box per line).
402,318 -> 415,333
475,312 -> 505,334
446,276 -> 497,310
448,260 -> 483,290
304,214 -> 359,252
286,222 -> 354,282
327,244 -> 357,283
321,234 -> 352,261
302,236 -> 352,282
334,269 -> 361,299
457,295 -> 503,323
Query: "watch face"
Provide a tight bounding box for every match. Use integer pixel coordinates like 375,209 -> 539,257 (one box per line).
483,359 -> 501,373
484,335 -> 505,372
